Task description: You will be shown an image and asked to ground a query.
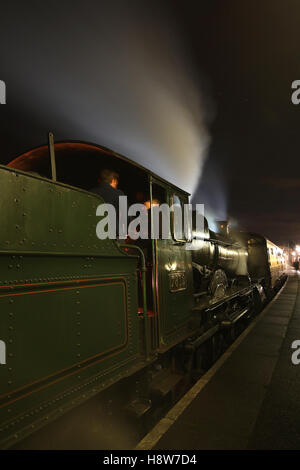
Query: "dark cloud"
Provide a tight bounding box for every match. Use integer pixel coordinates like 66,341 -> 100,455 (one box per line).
174,0 -> 300,243
0,0 -> 210,193
1,0 -> 300,244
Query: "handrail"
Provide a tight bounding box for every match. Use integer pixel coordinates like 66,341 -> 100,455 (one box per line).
48,132 -> 57,182
193,235 -> 242,248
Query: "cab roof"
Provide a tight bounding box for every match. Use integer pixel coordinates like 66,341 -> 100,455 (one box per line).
7,140 -> 190,197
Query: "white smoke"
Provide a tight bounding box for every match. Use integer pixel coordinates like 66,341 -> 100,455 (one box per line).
1,0 -> 211,194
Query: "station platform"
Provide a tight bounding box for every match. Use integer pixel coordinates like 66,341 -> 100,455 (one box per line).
137,272 -> 300,450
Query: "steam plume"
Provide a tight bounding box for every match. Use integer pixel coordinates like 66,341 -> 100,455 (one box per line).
0,1 -> 211,194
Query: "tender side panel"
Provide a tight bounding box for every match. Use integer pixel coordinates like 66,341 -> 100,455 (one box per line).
0,167 -> 142,448
0,279 -> 128,398
0,165 -> 121,256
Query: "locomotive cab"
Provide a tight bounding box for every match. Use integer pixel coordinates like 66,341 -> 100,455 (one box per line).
8,141 -> 151,212
7,140 -> 195,351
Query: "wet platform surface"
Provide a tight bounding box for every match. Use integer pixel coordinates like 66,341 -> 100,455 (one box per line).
151,273 -> 300,449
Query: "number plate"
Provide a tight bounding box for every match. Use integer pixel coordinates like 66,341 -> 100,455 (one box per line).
169,271 -> 187,292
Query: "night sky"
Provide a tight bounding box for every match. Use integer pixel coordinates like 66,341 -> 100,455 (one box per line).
1,0 -> 299,244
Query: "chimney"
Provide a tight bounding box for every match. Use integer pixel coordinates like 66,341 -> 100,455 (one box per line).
216,220 -> 229,236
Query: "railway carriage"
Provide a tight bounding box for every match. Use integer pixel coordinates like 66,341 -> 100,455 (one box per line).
236,232 -> 286,294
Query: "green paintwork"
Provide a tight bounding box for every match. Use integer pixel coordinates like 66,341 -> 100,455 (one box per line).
152,180 -> 194,349
0,166 -> 143,448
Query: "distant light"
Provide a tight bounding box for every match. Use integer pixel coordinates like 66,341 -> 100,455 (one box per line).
144,199 -> 160,210
292,251 -> 296,256
296,245 -> 300,253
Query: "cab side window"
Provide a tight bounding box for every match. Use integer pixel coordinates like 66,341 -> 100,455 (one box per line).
172,195 -> 184,240
171,194 -> 191,242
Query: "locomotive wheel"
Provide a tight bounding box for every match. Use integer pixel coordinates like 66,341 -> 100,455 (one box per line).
209,269 -> 228,300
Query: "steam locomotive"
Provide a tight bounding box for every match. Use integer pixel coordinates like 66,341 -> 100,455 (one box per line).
0,140 -> 286,448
